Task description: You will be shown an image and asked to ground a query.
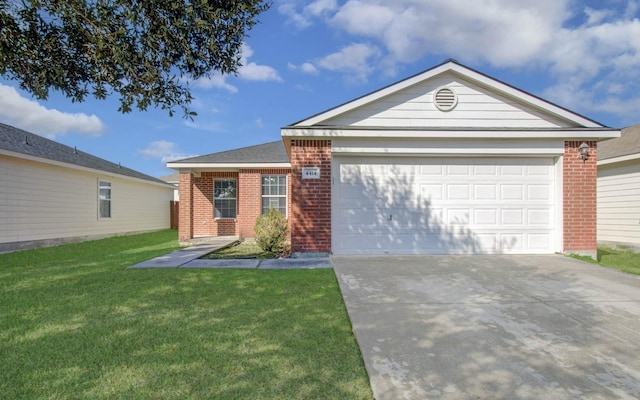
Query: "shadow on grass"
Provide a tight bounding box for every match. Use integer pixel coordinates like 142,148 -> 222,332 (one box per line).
0,230 -> 372,399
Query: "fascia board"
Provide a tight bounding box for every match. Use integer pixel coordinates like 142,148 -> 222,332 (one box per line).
166,162 -> 291,170
597,153 -> 640,166
281,127 -> 620,140
0,148 -> 174,189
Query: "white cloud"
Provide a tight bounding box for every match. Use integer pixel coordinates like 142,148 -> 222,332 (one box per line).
316,43 -> 381,82
0,84 -> 105,138
288,62 -> 319,75
190,74 -> 238,93
138,140 -> 197,163
305,0 -> 337,16
190,44 -> 281,91
278,1 -> 312,28
255,117 -> 264,128
238,44 -> 282,82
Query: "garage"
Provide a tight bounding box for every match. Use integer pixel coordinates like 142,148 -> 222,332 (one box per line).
332,156 -> 559,255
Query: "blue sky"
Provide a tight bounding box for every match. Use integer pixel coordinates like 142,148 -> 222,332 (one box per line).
1,0 -> 639,178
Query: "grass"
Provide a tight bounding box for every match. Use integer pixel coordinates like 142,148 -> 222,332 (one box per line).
0,230 -> 373,400
200,241 -> 276,259
571,246 -> 640,275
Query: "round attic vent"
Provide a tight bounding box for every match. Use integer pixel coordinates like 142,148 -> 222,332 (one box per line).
434,87 -> 458,111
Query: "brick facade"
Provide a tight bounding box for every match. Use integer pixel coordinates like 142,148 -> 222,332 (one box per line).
178,169 -> 292,240
178,172 -> 193,241
563,140 -> 597,256
290,140 -> 332,253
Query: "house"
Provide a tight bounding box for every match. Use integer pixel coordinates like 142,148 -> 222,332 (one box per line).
159,173 -> 180,201
0,123 -> 175,253
168,60 -> 619,257
597,124 -> 640,247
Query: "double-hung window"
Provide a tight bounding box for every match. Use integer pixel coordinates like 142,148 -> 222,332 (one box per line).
261,175 -> 287,215
98,180 -> 111,218
214,179 -> 237,218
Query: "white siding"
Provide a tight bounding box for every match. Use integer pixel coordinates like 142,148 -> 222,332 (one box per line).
323,73 -> 575,129
597,160 -> 640,244
0,155 -> 174,245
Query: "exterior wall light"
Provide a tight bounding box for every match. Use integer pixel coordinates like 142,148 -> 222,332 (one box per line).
578,142 -> 590,161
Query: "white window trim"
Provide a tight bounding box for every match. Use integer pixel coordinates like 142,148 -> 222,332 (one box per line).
98,180 -> 112,219
214,179 -> 237,219
261,175 -> 287,217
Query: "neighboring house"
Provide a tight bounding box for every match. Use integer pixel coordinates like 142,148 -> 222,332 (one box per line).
159,173 -> 180,201
597,124 -> 640,246
168,60 -> 619,257
0,123 -> 175,252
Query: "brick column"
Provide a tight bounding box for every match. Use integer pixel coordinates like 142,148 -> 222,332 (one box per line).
563,141 -> 597,258
178,171 -> 193,240
237,170 -> 261,238
290,140 -> 332,254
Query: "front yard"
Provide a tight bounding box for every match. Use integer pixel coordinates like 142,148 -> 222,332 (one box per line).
575,246 -> 640,275
0,230 -> 373,399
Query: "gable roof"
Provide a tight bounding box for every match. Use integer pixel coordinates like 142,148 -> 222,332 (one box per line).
167,141 -> 290,169
598,124 -> 640,163
288,59 -> 607,129
159,173 -> 180,183
0,123 -> 169,185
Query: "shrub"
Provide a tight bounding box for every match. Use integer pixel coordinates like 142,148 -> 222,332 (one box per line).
254,208 -> 289,256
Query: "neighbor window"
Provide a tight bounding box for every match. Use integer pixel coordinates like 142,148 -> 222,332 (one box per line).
98,180 -> 111,218
261,175 -> 287,215
214,179 -> 237,218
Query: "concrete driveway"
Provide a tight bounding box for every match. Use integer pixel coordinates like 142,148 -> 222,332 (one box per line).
332,255 -> 640,400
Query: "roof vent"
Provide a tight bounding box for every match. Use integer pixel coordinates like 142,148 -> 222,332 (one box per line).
434,87 -> 457,111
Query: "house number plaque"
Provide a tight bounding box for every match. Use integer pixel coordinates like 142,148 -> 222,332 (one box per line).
302,167 -> 321,179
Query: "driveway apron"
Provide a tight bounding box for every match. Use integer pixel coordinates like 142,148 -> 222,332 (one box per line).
332,255 -> 640,400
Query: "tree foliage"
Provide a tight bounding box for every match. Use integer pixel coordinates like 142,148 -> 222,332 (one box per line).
0,0 -> 270,116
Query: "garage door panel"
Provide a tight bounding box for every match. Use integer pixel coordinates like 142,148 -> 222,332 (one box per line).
500,185 -> 525,200
528,185 -> 551,200
475,209 -> 498,225
333,156 -> 557,254
474,185 -> 498,200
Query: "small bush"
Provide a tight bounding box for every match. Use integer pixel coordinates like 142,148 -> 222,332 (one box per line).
254,208 -> 289,256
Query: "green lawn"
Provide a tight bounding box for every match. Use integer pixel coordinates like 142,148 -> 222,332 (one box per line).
572,247 -> 640,275
0,230 -> 373,399
595,247 -> 640,275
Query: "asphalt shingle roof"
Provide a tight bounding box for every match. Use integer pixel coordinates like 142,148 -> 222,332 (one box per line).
0,123 -> 169,185
173,141 -> 289,164
598,124 -> 640,161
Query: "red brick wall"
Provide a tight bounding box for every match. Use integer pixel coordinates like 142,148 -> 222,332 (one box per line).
178,172 -> 193,240
563,141 -> 597,253
180,169 -> 293,240
237,169 -> 292,238
290,140 -> 332,253
192,172 -> 238,237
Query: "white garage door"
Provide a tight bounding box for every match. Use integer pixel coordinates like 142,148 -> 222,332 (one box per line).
332,156 -> 557,254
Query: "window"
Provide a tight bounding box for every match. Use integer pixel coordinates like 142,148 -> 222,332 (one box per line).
262,175 -> 287,215
98,180 -> 111,218
214,179 -> 237,218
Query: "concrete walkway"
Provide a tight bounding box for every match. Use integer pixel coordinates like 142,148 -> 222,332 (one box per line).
333,255 -> 640,400
128,238 -> 332,269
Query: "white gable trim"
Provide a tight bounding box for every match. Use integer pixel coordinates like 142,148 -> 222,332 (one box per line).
291,61 -> 604,129
282,127 -> 619,140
